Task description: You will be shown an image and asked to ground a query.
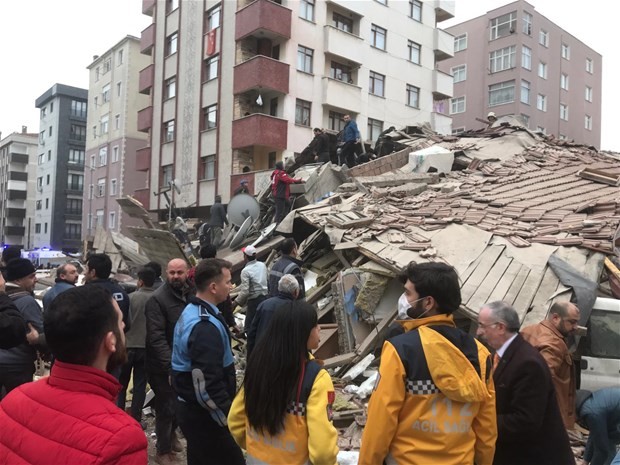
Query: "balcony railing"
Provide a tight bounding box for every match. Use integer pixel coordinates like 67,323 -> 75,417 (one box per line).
322,77 -> 362,114
136,146 -> 151,171
235,0 -> 292,41
142,0 -> 155,16
137,106 -> 153,133
434,29 -> 454,62
139,64 -> 154,94
432,69 -> 453,100
324,26 -> 363,64
234,56 -> 289,95
140,23 -> 155,55
231,114 -> 287,150
434,0 -> 455,22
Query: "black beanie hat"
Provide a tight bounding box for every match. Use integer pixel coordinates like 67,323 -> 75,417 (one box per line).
6,258 -> 36,282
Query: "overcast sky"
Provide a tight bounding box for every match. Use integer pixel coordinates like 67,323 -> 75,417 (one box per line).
1,0 -> 616,150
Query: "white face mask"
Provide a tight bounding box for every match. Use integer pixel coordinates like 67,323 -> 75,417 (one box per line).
398,293 -> 411,320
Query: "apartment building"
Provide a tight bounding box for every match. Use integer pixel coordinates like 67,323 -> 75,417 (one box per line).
83,36 -> 151,240
137,0 -> 455,218
34,84 -> 88,252
0,128 -> 38,249
441,0 -> 602,147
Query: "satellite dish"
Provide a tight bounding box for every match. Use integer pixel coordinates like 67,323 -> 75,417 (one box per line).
251,223 -> 277,248
230,217 -> 253,250
227,193 -> 260,227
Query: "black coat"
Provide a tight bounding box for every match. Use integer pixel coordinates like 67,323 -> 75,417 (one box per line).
493,334 -> 575,465
246,293 -> 295,355
0,293 -> 26,350
145,282 -> 194,374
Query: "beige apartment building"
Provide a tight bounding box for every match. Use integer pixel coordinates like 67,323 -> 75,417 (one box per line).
440,0 -> 602,148
83,36 -> 151,239
137,0 -> 456,218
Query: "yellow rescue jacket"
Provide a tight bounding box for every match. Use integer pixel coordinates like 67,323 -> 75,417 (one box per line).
359,313 -> 497,465
228,360 -> 338,465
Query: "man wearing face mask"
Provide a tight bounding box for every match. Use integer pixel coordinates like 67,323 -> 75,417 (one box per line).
359,262 -> 497,465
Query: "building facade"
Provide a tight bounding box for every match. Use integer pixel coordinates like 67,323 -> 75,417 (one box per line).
34,84 -> 88,253
83,36 -> 151,240
440,0 -> 602,147
137,0 -> 455,218
0,129 -> 38,249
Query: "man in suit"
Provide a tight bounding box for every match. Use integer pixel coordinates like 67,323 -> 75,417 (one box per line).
477,301 -> 575,465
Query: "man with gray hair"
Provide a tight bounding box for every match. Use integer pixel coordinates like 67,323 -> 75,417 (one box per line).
477,301 -> 574,465
246,274 -> 300,355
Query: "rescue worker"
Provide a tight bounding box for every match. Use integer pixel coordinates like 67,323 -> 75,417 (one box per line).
228,300 -> 338,465
358,262 -> 497,465
270,161 -> 302,224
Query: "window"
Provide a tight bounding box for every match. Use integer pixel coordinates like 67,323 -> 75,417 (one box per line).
536,126 -> 546,134
586,58 -> 594,73
35,224 -> 41,234
371,24 -> 386,50
50,102 -> 53,113
205,55 -> 219,80
115,114 -> 120,130
66,199 -> 82,215
521,46 -> 531,70
102,84 -> 110,103
450,96 -> 466,114
97,178 -> 106,197
92,126 -> 97,139
521,80 -> 530,104
48,150 -> 51,161
68,149 -> 84,164
99,147 -> 108,166
330,61 -> 352,83
162,165 -> 173,187
110,179 -> 117,196
163,120 -> 175,142
103,58 -> 111,74
367,118 -> 383,141
201,155 -> 215,180
65,223 -> 81,239
489,46 -> 516,73
539,29 -> 548,47
537,94 -> 547,111
454,33 -> 467,52
49,126 -> 53,137
41,107 -> 46,118
38,154 -> 44,165
408,40 -> 421,64
37,176 -> 43,188
117,49 -> 124,65
522,11 -> 532,35
490,11 -> 516,40
538,62 -> 547,79
560,104 -> 569,121
70,124 -> 86,141
328,110 -> 346,131
406,84 -> 420,108
333,13 -> 352,33
560,73 -> 569,90
108,212 -> 116,230
96,210 -> 104,227
67,174 -> 84,191
39,131 -> 45,143
586,309 -> 620,358
295,99 -> 311,126
45,198 -> 49,209
71,100 -> 87,117
585,115 -> 592,130
45,223 -> 48,234
561,43 -> 570,60
203,104 -> 217,130
89,184 -> 94,200
452,127 -> 466,135
300,0 -> 314,21
166,32 -> 178,56
100,115 -> 109,134
90,155 -> 96,169
116,82 -> 122,97
488,80 -> 515,106
165,77 -> 176,99
36,200 -> 42,210
369,71 -> 385,97
46,174 -> 50,185
409,0 -> 422,21
167,0 -> 179,13
585,86 -> 593,102
94,96 -> 98,106
520,114 -> 529,127
559,134 -> 567,140
207,4 -> 221,30
451,65 -> 466,83
112,146 -> 119,163
297,46 -> 313,73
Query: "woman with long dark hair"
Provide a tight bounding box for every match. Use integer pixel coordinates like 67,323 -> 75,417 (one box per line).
228,301 -> 338,464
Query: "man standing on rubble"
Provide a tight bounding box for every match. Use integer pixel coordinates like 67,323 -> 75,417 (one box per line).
359,262 -> 497,465
271,161 -> 303,224
231,245 -> 268,337
208,195 -> 228,248
309,127 -> 330,164
339,114 -> 360,167
268,238 -> 305,300
521,301 -> 580,429
146,258 -> 194,465
42,262 -> 79,311
477,301 -> 574,465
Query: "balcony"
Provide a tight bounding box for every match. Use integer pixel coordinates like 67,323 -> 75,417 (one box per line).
10,153 -> 28,164
322,77 -> 361,114
235,0 -> 291,41
4,226 -> 25,237
137,106 -> 153,133
432,69 -> 453,100
234,56 -> 289,95
140,23 -> 155,55
434,29 -> 454,62
139,64 -> 154,94
64,211 -> 82,221
434,0 -> 455,22
7,190 -> 26,200
132,188 -> 151,209
324,26 -> 363,64
431,112 -> 452,135
9,171 -> 28,182
6,208 -> 26,219
65,188 -> 83,196
142,0 -> 155,16
136,146 -> 152,171
232,114 -> 287,150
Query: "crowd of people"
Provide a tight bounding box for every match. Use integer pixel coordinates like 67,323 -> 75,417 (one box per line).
0,240 -> 618,465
